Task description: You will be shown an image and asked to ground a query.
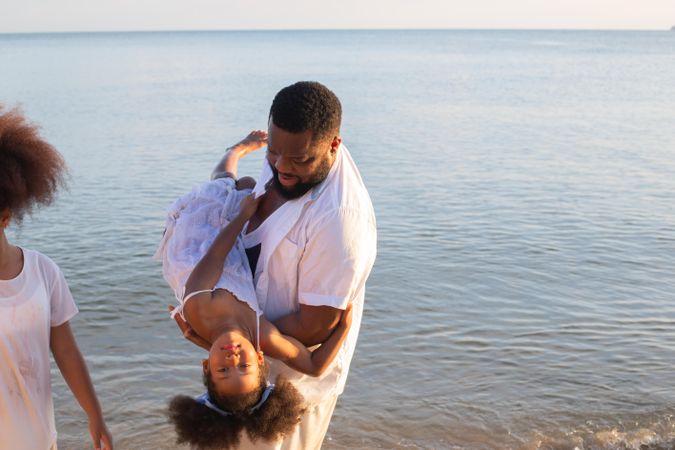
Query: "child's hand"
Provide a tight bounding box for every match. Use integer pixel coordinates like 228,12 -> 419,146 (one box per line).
238,193 -> 263,221
88,417 -> 113,450
340,302 -> 354,329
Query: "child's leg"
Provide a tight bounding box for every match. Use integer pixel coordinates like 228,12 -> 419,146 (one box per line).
236,176 -> 257,190
211,130 -> 267,180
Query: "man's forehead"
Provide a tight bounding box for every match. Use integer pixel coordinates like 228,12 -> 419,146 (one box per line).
268,124 -> 324,156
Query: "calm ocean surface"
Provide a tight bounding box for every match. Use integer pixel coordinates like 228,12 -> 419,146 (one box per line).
2,30 -> 675,449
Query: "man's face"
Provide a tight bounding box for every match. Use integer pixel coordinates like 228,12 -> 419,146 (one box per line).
266,122 -> 338,199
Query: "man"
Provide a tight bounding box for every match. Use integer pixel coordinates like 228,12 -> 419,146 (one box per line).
217,81 -> 376,448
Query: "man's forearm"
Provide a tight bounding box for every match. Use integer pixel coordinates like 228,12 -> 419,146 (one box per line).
273,305 -> 342,347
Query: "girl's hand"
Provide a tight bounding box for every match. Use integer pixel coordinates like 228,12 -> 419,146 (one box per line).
88,417 -> 113,450
238,193 -> 263,221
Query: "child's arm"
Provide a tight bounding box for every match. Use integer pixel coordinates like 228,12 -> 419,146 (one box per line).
260,304 -> 353,377
183,194 -> 261,297
211,130 -> 267,180
50,321 -> 113,450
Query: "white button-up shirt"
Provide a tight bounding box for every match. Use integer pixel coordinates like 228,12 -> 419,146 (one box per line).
248,144 -> 377,404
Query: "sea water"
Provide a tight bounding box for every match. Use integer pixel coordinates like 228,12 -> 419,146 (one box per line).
1,30 -> 675,449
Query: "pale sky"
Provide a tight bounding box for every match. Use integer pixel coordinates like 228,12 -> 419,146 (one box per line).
1,0 -> 674,33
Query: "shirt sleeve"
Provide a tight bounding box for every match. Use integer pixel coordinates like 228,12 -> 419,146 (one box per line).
297,207 -> 376,309
49,265 -> 79,327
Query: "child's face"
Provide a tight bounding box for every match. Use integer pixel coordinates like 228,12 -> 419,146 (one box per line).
203,331 -> 264,396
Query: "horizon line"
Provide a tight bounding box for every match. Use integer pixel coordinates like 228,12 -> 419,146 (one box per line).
1,26 -> 673,36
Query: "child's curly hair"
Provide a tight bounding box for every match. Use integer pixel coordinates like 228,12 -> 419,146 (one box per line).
168,370 -> 306,449
0,105 -> 67,224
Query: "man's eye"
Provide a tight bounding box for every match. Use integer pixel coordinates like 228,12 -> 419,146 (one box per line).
219,367 -> 229,373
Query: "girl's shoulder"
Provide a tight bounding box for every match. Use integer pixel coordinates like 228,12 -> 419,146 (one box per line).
20,247 -> 64,284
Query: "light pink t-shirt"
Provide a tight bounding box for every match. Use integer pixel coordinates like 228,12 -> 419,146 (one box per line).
0,248 -> 78,450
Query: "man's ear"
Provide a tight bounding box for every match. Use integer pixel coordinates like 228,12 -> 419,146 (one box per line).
202,359 -> 209,375
257,351 -> 265,366
330,136 -> 342,155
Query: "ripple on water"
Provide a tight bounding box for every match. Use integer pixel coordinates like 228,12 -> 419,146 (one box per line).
2,30 -> 675,449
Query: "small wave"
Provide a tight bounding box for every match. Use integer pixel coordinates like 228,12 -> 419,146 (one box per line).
521,413 -> 675,450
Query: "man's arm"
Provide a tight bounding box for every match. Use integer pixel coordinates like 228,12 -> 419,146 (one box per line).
274,207 -> 375,347
272,304 -> 343,347
262,304 -> 353,376
211,130 -> 267,180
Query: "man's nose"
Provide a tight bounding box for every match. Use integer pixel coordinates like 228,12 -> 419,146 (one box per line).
274,155 -> 292,174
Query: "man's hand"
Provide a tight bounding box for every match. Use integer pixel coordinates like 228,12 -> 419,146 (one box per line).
339,302 -> 354,329
168,305 -> 212,351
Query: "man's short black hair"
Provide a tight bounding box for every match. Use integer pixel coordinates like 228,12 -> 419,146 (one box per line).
269,81 -> 342,143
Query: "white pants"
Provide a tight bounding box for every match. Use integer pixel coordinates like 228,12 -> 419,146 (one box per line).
236,394 -> 338,450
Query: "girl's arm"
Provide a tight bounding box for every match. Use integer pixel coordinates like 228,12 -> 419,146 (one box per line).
211,130 -> 267,180
175,194 -> 260,350
50,321 -> 113,450
183,194 -> 261,297
260,304 -> 353,377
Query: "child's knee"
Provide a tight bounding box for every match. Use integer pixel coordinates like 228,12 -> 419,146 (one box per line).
236,176 -> 256,190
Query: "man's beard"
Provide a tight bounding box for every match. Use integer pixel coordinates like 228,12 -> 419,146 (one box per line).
269,157 -> 332,200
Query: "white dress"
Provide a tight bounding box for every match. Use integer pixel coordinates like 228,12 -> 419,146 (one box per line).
153,177 -> 260,316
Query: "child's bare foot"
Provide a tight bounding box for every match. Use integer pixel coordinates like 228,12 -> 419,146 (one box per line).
229,130 -> 268,157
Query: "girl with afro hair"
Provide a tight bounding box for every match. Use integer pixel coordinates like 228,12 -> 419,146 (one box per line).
0,106 -> 113,449
155,131 -> 353,449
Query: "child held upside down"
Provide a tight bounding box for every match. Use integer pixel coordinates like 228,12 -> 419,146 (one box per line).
154,131 -> 352,449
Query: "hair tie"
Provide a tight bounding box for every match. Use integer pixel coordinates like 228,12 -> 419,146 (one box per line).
196,383 -> 275,416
